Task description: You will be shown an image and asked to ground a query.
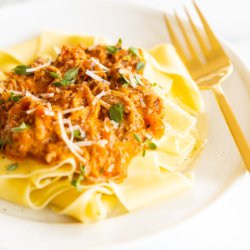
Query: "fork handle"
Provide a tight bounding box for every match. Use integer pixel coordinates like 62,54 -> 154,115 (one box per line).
212,84 -> 250,171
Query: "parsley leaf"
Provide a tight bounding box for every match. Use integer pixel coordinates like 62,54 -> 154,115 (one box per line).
133,132 -> 142,143
8,92 -> 22,102
119,73 -> 131,88
70,178 -> 82,192
50,72 -> 61,79
134,74 -> 144,86
0,100 -> 4,103
109,103 -> 124,125
0,139 -> 6,151
73,130 -> 84,140
11,122 -> 30,133
50,68 -> 79,87
6,163 -> 18,171
129,47 -> 140,57
150,82 -> 163,89
100,168 -> 105,174
133,133 -> 157,157
136,61 -> 145,71
12,65 -> 32,75
63,67 -> 80,81
118,38 -> 122,46
106,45 -> 119,55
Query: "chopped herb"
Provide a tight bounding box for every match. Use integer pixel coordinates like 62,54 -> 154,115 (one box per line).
70,162 -> 86,192
129,47 -> 140,57
119,73 -> 131,88
136,61 -> 145,71
8,92 -> 22,102
0,139 -> 6,151
0,100 -> 4,103
63,67 -> 80,81
105,45 -> 119,55
150,82 -> 163,89
50,72 -> 61,79
133,132 -> 142,143
134,74 -> 144,86
118,38 -> 122,46
109,103 -> 124,125
133,133 -> 157,157
6,163 -> 18,171
70,178 -> 82,192
12,65 -> 32,75
7,138 -> 12,146
124,55 -> 131,61
50,67 -> 79,87
11,122 -> 30,133
100,167 -> 105,174
73,130 -> 84,140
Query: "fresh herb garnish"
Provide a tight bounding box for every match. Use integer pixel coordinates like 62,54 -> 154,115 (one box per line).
100,168 -> 105,174
12,65 -> 32,75
11,122 -> 30,133
133,132 -> 157,157
119,74 -> 131,88
118,38 -> 122,46
0,100 -> 4,103
0,138 -> 12,151
134,74 -> 144,86
8,92 -> 22,102
123,55 -> 131,61
129,47 -> 140,57
109,103 -> 124,125
150,82 -> 163,89
70,130 -> 84,140
105,45 -> 119,55
136,61 -> 145,71
6,163 -> 18,171
70,162 -> 86,192
50,67 -> 79,87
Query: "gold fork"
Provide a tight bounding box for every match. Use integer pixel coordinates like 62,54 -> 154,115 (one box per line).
164,1 -> 250,171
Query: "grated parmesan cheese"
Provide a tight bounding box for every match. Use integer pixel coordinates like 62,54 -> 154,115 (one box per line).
129,72 -> 137,88
44,110 -> 55,116
26,91 -> 46,102
110,120 -> 119,128
26,62 -> 50,73
62,106 -> 85,115
140,98 -> 146,108
85,70 -> 110,85
92,90 -> 106,105
58,112 -> 85,162
40,93 -> 54,98
74,139 -> 108,147
107,164 -> 114,172
90,58 -> 110,71
26,108 -> 37,114
54,46 -> 61,55
9,90 -> 23,95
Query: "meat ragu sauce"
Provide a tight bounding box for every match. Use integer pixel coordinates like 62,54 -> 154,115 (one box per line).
0,40 -> 165,183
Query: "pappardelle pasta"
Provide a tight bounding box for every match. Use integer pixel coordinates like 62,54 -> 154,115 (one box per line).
0,31 -> 205,222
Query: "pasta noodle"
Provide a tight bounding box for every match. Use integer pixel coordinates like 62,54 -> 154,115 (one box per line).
0,31 -> 206,222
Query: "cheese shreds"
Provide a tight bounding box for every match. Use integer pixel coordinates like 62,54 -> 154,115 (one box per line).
26,108 -> 37,114
90,58 -> 110,71
67,125 -> 86,138
74,139 -> 108,147
92,90 -> 106,105
107,164 -> 115,172
26,62 -> 50,73
119,69 -> 129,74
58,112 -> 85,162
129,72 -> 137,88
85,70 -> 110,85
53,118 -> 69,125
44,110 -> 55,116
62,106 -> 85,115
9,91 -> 23,95
40,93 -> 54,98
54,46 -> 61,55
140,98 -> 146,108
47,102 -> 52,111
26,91 -> 46,102
110,120 -> 119,128
67,119 -> 74,143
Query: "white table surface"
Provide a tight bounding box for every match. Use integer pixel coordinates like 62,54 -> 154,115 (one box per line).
0,0 -> 250,249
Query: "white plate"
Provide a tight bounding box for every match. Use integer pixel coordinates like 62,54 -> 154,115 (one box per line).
0,0 -> 250,249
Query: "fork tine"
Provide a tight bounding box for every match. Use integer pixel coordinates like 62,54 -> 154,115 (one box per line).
184,6 -> 210,56
174,11 -> 201,62
193,1 -> 222,50
164,14 -> 189,63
